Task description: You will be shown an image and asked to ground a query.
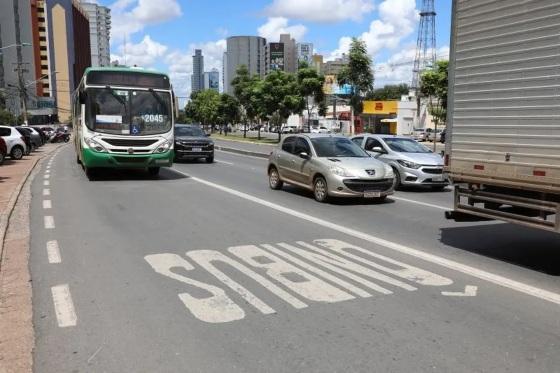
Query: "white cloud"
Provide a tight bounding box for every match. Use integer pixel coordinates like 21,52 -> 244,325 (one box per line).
109,0 -> 182,42
265,0 -> 375,22
257,17 -> 307,42
375,45 -> 450,87
111,35 -> 168,67
165,39 -> 227,103
327,0 -> 418,60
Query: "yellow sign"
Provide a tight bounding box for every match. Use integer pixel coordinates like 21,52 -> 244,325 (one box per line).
363,101 -> 398,115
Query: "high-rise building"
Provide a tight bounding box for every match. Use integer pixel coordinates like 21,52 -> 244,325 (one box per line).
0,0 -> 91,124
81,2 -> 111,67
191,49 -> 204,95
203,68 -> 219,92
297,42 -> 313,67
279,34 -> 297,73
312,54 -> 324,74
324,54 -> 349,76
224,36 -> 266,94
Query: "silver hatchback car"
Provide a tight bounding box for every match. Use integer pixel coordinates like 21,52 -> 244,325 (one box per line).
351,134 -> 448,190
268,134 -> 395,202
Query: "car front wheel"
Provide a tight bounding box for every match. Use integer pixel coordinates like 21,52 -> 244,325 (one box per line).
392,168 -> 401,190
313,176 -> 328,202
269,167 -> 283,190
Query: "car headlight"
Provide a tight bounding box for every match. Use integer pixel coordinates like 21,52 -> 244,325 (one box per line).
84,137 -> 107,153
154,140 -> 172,153
329,165 -> 354,177
397,159 -> 421,169
384,164 -> 394,178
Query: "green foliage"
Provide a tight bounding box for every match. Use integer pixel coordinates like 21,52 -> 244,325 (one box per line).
420,60 -> 449,124
190,89 -> 220,127
337,37 -> 374,115
0,109 -> 17,125
218,93 -> 240,125
367,84 -> 409,100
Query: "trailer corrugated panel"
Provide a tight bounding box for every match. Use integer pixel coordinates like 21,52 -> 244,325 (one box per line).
446,0 -> 560,193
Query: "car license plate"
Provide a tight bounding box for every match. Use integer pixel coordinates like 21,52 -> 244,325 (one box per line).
432,175 -> 444,182
192,147 -> 202,152
364,191 -> 381,198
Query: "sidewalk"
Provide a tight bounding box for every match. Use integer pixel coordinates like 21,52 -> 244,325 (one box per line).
0,143 -> 64,373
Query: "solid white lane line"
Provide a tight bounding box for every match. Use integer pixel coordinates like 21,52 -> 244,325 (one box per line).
43,189 -> 50,196
46,240 -> 62,264
43,200 -> 52,209
216,160 -> 235,166
44,216 -> 55,229
51,284 -> 77,327
390,196 -> 449,211
215,149 -> 268,161
44,180 -> 50,186
170,170 -> 560,306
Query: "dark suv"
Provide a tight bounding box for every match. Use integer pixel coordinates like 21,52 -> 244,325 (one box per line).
174,124 -> 214,163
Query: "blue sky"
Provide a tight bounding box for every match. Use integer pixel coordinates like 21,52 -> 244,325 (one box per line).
95,0 -> 451,99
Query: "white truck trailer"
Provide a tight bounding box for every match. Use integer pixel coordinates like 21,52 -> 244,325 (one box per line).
445,0 -> 560,232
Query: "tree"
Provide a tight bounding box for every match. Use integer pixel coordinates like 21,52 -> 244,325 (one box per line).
231,65 -> 253,138
337,37 -> 374,133
297,61 -> 325,132
368,84 -> 409,100
190,89 -> 220,131
259,70 -> 304,141
420,60 -> 449,151
218,93 -> 240,135
0,109 -> 17,125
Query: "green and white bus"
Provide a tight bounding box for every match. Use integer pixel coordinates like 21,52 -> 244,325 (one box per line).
73,67 -> 175,178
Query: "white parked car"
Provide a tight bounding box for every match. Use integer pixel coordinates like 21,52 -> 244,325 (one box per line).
311,126 -> 331,134
426,129 -> 443,142
411,128 -> 427,142
0,125 -> 27,160
281,125 -> 299,134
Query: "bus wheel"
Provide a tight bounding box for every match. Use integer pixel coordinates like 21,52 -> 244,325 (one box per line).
148,167 -> 160,177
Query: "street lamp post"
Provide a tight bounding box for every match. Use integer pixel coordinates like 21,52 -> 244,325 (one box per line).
0,42 -> 32,53
1,42 -> 32,124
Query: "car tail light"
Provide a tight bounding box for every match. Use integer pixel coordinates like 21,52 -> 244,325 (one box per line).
444,154 -> 449,166
534,170 -> 546,177
474,164 -> 485,170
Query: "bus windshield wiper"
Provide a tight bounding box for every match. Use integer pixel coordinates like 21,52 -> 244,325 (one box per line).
148,88 -> 167,108
105,86 -> 127,107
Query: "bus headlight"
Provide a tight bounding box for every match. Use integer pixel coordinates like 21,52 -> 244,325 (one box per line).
154,140 -> 172,153
84,137 -> 107,153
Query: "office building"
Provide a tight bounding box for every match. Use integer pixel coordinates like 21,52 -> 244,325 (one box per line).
312,54 -> 324,74
203,68 -> 219,92
297,42 -> 313,67
324,54 -> 349,76
265,34 -> 297,74
224,36 -> 266,94
81,2 -> 111,67
191,49 -> 204,94
280,34 -> 297,73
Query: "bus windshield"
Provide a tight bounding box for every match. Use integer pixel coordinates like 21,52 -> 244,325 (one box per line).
85,88 -> 172,135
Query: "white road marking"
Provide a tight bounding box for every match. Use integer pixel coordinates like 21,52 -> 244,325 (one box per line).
442,285 -> 478,297
43,188 -> 50,196
216,160 -> 234,166
44,180 -> 50,186
46,240 -> 62,264
174,171 -> 560,306
391,196 -> 449,211
45,169 -> 50,174
51,284 -> 77,327
145,254 -> 245,323
43,200 -> 52,209
44,216 -> 55,229
229,244 -> 354,303
187,249 -> 308,313
44,174 -> 50,179
215,149 -> 268,161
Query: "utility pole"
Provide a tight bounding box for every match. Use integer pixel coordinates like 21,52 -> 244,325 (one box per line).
13,0 -> 29,125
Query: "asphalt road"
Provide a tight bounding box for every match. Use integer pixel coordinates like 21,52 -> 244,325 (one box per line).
29,145 -> 560,372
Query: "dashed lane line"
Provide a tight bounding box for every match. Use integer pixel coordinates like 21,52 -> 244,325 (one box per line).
215,149 -> 268,161
46,240 -> 62,264
167,168 -> 560,306
51,284 -> 77,327
215,160 -> 235,166
43,200 -> 52,209
42,188 -> 50,196
44,216 -> 55,229
44,180 -> 50,186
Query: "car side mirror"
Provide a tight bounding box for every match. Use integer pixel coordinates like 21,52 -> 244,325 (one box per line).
299,152 -> 310,159
372,146 -> 385,154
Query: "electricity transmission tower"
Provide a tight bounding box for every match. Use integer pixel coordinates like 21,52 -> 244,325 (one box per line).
411,0 -> 437,91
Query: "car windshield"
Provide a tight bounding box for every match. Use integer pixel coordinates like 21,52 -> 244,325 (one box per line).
384,138 -> 432,153
175,126 -> 205,137
86,88 -> 172,135
311,137 -> 369,158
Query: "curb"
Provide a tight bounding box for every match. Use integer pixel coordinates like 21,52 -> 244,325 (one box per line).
214,145 -> 270,159
212,136 -> 279,147
0,145 -> 64,270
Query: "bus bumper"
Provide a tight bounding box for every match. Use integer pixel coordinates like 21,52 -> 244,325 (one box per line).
82,148 -> 173,168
